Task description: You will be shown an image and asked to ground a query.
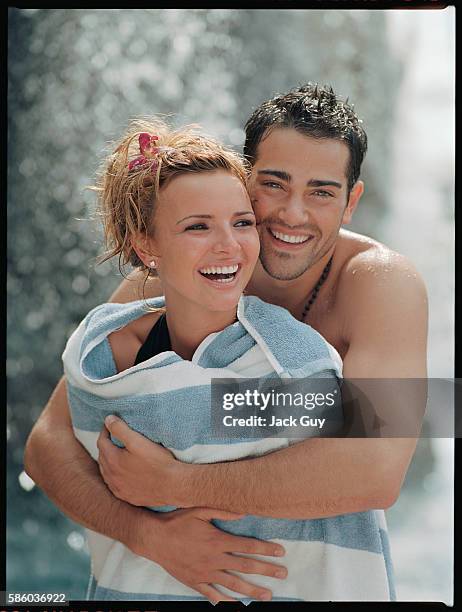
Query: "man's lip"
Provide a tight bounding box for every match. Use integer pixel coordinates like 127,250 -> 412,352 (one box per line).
266,227 -> 315,248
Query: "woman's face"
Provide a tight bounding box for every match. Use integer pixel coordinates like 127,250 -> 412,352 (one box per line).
148,169 -> 260,313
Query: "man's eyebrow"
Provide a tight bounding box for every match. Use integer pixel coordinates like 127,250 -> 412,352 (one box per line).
176,211 -> 254,225
308,179 -> 343,189
257,169 -> 291,182
257,171 -> 342,190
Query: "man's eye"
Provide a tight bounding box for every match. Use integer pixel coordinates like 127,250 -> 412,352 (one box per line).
185,223 -> 208,231
313,190 -> 333,198
262,181 -> 282,189
235,219 -> 255,227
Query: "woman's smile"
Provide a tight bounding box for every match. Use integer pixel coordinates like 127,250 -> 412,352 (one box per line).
198,262 -> 242,286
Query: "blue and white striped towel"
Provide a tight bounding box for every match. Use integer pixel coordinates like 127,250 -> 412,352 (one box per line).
62,295 -> 395,602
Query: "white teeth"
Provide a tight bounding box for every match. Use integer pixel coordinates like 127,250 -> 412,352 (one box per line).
199,264 -> 239,274
271,230 -> 311,244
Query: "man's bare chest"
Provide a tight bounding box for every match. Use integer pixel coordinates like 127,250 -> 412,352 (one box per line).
307,298 -> 349,360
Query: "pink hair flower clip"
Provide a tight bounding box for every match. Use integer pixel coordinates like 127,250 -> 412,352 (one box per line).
128,133 -> 160,172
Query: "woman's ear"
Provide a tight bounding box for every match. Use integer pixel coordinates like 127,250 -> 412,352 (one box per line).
132,233 -> 159,269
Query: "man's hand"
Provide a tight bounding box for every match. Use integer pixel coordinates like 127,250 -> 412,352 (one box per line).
99,416 -> 288,603
26,387 -> 288,604
134,506 -> 287,603
98,415 -> 182,507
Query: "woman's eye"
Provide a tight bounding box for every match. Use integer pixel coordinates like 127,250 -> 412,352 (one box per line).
235,219 -> 255,227
185,223 -> 208,231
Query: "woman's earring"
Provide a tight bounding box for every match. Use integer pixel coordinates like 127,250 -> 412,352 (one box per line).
149,260 -> 157,269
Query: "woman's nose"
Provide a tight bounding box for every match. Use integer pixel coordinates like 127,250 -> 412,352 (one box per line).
212,228 -> 241,253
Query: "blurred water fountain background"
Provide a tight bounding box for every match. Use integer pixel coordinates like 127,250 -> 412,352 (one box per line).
7,8 -> 454,603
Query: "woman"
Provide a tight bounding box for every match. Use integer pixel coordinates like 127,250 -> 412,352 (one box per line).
62,118 -> 347,602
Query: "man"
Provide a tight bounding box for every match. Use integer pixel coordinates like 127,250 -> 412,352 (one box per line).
24,84 -> 428,603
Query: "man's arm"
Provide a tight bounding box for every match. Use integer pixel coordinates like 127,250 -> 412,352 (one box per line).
100,254 -> 428,519
23,271 -> 161,536
24,376 -> 142,539
24,271 -> 286,603
105,269 -> 162,303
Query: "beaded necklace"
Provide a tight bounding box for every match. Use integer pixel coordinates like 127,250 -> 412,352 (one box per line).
301,255 -> 333,321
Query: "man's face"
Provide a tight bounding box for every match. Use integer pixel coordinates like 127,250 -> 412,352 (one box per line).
249,128 -> 357,281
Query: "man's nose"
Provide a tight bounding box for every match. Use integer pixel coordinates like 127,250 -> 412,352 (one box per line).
277,194 -> 310,227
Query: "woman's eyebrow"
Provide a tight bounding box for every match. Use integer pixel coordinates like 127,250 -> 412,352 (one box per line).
176,214 -> 212,224
176,211 -> 254,225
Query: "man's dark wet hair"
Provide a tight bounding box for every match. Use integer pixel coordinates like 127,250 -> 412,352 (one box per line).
244,83 -> 368,193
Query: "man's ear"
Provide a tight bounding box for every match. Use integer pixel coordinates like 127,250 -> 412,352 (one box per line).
132,232 -> 159,268
342,180 -> 364,225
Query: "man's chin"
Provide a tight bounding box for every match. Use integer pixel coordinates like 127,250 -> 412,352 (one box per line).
259,256 -> 311,281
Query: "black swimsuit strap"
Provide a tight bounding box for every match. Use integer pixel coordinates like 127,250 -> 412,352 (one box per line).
133,312 -> 172,366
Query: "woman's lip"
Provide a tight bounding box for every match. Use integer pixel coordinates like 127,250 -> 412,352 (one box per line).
197,264 -> 243,289
197,263 -> 242,271
267,227 -> 314,249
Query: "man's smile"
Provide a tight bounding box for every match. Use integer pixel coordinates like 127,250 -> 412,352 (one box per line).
270,229 -> 313,244
266,226 -> 315,250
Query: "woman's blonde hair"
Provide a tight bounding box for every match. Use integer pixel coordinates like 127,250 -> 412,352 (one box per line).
92,118 -> 250,280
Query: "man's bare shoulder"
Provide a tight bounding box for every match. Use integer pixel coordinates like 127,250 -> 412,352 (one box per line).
336,229 -> 428,327
334,231 -> 428,377
337,229 -> 426,289
109,270 -> 163,303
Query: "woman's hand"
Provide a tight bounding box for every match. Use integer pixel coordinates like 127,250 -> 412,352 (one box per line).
97,415 -> 182,507
130,506 -> 288,603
